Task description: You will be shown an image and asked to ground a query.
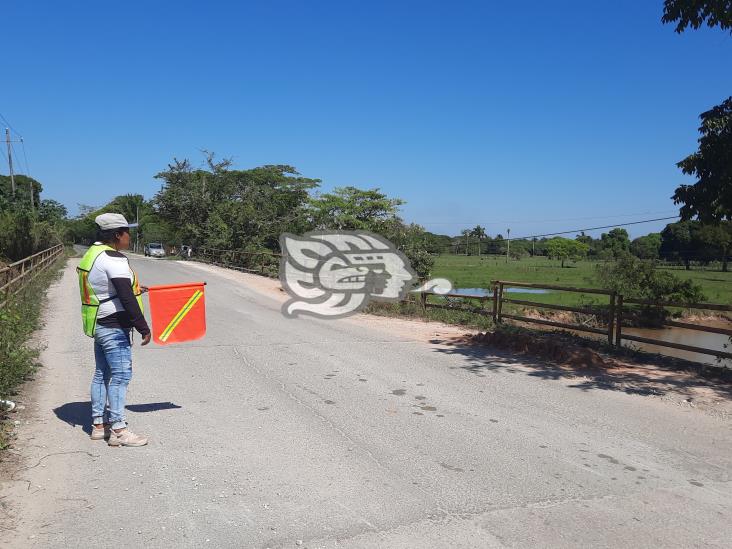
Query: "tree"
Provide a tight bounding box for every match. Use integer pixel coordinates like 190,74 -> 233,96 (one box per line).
155,157 -> 319,250
631,233 -> 662,260
308,187 -> 403,234
77,203 -> 97,217
460,229 -> 471,256
599,228 -> 631,258
488,234 -> 505,255
671,97 -> 732,222
38,199 -> 68,223
386,223 -> 435,279
598,255 -> 705,305
470,225 -> 486,256
691,221 -> 732,270
576,232 -> 593,247
660,221 -> 695,268
662,2 -> 732,222
545,237 -> 589,267
662,0 -> 732,33
421,232 -> 451,254
105,194 -> 147,223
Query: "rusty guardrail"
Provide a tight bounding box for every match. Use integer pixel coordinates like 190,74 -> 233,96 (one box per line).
418,279 -> 732,362
0,244 -> 66,309
616,297 -> 732,360
195,247 -> 281,277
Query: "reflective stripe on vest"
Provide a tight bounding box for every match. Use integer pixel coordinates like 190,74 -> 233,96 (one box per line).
77,245 -> 144,337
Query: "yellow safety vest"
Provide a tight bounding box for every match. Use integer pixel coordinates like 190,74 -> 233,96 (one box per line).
77,244 -> 144,337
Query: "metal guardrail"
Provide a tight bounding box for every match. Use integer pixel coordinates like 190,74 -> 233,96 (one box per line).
493,280 -> 617,344
0,244 -> 66,309
615,296 -> 732,360
417,279 -> 732,362
195,247 -> 281,277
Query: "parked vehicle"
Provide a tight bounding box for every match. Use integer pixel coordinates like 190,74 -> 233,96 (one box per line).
144,242 -> 166,258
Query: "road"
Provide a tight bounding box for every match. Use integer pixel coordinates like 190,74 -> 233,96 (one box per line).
2,255 -> 731,548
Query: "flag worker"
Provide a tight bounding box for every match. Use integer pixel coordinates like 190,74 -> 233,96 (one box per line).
77,213 -> 150,447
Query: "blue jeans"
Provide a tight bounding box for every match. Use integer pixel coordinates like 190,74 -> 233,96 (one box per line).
91,326 -> 133,430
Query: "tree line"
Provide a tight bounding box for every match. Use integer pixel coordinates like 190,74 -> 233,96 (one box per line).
0,175 -> 67,263
64,153 -> 437,278
445,222 -> 732,270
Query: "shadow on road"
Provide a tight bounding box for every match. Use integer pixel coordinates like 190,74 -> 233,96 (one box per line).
125,402 -> 182,413
53,401 -> 182,434
430,336 -> 732,405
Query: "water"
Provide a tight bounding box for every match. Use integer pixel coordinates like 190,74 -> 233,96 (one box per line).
623,323 -> 732,368
450,288 -> 730,367
558,322 -> 731,367
452,287 -> 550,296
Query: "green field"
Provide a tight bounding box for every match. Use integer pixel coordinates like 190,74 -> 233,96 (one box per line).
431,254 -> 732,307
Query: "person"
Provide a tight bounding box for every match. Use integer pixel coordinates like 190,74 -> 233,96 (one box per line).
77,213 -> 151,447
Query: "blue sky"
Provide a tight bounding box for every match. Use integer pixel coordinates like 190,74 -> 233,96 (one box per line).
2,1 -> 730,238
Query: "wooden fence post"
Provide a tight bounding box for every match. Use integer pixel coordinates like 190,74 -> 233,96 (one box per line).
608,292 -> 616,345
492,283 -> 499,322
615,294 -> 623,347
497,282 -> 504,323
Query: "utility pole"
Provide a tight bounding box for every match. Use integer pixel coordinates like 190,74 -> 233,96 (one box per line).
136,203 -> 140,253
5,128 -> 15,197
506,228 -> 510,263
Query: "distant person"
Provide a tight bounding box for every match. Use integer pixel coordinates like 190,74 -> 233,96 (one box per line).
77,213 -> 150,447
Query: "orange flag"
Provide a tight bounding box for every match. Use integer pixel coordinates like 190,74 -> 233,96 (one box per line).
147,282 -> 207,345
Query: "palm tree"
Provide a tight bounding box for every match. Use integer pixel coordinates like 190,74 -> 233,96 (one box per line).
471,225 -> 487,256
460,229 -> 471,256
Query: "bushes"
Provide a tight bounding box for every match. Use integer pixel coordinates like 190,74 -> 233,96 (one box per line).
364,300 -> 494,330
597,254 -> 706,303
0,256 -> 65,401
0,209 -> 64,262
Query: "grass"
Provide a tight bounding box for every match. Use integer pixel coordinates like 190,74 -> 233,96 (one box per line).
431,254 -> 732,307
364,300 -> 494,331
0,253 -> 67,449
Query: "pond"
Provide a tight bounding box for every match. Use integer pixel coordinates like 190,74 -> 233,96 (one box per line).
451,288 -> 731,367
623,323 -> 732,368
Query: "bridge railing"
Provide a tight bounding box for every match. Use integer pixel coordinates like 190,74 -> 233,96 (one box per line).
0,244 -> 66,310
195,247 -> 281,277
416,280 -> 732,362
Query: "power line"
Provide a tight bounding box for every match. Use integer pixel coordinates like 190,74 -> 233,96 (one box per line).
20,137 -> 31,178
420,210 -> 681,226
0,112 -> 22,138
505,216 -> 680,241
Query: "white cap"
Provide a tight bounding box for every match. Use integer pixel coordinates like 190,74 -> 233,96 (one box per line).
95,213 -> 129,230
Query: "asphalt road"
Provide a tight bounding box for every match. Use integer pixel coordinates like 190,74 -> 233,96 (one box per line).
2,255 -> 731,548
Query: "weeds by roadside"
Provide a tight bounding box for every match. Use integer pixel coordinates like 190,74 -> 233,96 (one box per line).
364,300 -> 494,330
484,323 -> 732,382
0,254 -> 68,450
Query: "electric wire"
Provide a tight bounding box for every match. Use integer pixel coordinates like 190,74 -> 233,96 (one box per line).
20,138 -> 31,178
502,216 -> 681,241
423,210 -> 681,226
0,112 -> 22,138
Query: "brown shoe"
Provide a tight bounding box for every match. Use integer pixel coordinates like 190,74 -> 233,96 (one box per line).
108,429 -> 148,447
